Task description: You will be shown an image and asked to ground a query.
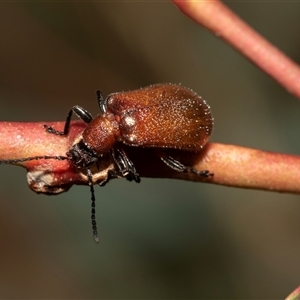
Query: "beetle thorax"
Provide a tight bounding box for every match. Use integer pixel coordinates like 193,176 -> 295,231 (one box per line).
82,113 -> 120,155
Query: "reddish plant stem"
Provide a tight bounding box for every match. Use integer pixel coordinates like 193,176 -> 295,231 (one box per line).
172,0 -> 300,99
0,122 -> 300,195
286,286 -> 300,300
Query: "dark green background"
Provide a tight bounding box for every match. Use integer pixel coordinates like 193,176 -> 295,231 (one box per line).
0,1 -> 300,298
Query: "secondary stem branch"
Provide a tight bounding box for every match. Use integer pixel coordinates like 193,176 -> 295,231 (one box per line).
172,0 -> 300,99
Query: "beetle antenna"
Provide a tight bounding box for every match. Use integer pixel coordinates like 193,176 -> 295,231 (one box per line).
0,156 -> 68,164
86,168 -> 99,243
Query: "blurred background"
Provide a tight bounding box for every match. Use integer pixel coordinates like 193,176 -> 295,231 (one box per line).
1,1 -> 300,298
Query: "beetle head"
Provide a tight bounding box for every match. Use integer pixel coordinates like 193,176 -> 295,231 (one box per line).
67,139 -> 100,169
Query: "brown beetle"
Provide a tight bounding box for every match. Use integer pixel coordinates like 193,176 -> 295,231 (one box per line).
0,84 -> 213,242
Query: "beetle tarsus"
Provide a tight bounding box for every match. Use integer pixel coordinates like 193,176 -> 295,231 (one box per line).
44,124 -> 65,135
159,153 -> 213,178
191,169 -> 213,177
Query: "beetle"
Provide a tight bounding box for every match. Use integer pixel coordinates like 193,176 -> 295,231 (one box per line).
0,84 -> 213,243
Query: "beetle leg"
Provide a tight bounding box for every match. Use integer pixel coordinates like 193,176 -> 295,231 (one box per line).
158,151 -> 213,177
96,90 -> 106,115
44,105 -> 94,136
125,155 -> 141,183
111,148 -> 141,183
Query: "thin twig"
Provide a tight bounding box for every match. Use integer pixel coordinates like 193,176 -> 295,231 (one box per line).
172,0 -> 300,99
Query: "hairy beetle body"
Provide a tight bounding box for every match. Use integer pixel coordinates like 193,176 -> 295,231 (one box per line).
106,84 -> 213,150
